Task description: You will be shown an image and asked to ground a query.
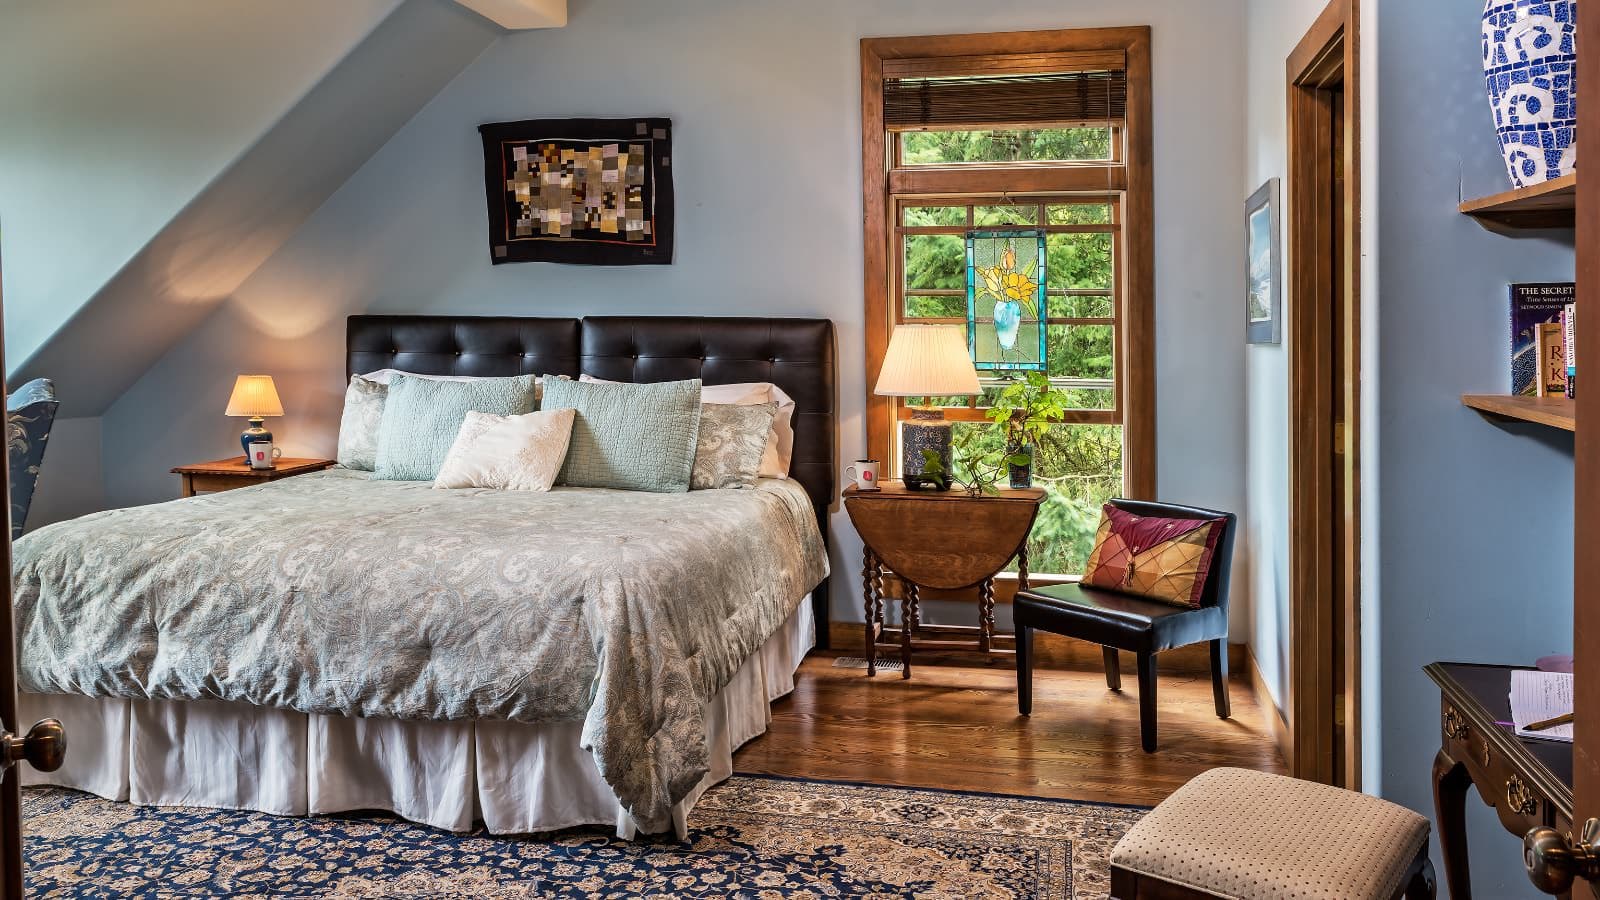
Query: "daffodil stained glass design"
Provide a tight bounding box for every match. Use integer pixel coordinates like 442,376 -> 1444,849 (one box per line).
966,229 -> 1048,371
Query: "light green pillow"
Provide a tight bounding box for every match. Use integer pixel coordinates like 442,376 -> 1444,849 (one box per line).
373,374 -> 538,481
542,378 -> 703,492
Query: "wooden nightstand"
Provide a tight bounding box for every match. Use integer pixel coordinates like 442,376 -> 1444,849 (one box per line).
172,457 -> 337,497
843,481 -> 1045,678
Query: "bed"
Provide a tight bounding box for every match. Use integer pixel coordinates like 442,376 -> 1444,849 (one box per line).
14,315 -> 836,838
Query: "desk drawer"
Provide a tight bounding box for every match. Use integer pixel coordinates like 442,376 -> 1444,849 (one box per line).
1442,700 -> 1550,834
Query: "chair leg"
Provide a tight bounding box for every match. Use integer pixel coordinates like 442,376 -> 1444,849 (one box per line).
1102,646 -> 1122,691
1016,624 -> 1033,716
1209,639 -> 1231,719
1136,651 -> 1157,752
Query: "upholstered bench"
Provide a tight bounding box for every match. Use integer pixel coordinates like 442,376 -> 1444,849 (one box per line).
1110,768 -> 1435,899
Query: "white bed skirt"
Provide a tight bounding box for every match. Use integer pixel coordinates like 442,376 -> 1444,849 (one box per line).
19,596 -> 814,838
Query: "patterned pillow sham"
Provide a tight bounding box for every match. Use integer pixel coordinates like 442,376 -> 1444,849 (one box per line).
580,375 -> 795,478
1081,504 -> 1228,608
336,375 -> 387,471
361,369 -> 568,405
372,374 -> 538,481
692,402 -> 778,490
541,378 -> 703,493
433,408 -> 576,492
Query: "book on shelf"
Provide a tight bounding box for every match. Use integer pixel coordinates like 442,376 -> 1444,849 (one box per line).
1566,303 -> 1578,399
1537,322 -> 1567,397
1510,282 -> 1575,396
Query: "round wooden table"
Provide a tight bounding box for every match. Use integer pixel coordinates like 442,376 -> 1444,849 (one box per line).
843,481 -> 1046,678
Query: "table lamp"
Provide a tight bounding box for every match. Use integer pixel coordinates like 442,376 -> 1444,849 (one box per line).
874,324 -> 982,485
225,375 -> 284,462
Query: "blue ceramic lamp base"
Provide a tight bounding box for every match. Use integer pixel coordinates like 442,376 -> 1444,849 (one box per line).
240,417 -> 273,464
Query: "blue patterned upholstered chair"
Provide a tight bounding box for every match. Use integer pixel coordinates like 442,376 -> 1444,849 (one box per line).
7,378 -> 57,539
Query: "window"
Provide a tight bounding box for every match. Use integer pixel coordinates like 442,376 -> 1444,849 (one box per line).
863,30 -> 1154,580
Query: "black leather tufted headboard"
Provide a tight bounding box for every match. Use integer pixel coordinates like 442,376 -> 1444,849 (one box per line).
347,314 -> 837,645
347,316 -> 582,381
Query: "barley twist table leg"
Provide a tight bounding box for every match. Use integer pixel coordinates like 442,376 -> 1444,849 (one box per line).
979,578 -> 995,652
901,582 -> 919,680
862,546 -> 878,676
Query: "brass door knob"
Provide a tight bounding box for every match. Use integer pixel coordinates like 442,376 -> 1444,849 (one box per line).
1526,818 -> 1600,894
0,718 -> 66,773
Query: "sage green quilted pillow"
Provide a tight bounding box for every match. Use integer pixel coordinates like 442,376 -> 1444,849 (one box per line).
373,374 -> 538,481
541,378 -> 703,492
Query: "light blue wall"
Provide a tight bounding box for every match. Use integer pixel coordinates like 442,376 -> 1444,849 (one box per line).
1378,1 -> 1573,896
99,0 -> 1249,624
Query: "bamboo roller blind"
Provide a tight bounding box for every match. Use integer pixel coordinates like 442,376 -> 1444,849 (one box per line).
882,50 -> 1128,131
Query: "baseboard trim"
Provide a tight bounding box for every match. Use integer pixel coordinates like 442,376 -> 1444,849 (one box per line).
1245,644 -> 1292,766
826,622 -> 1245,676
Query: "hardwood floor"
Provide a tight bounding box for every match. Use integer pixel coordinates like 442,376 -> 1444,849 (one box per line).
734,650 -> 1288,809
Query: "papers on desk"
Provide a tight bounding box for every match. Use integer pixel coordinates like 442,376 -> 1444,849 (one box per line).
1509,669 -> 1574,743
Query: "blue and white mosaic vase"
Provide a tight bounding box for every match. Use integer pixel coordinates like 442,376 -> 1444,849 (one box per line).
1483,0 -> 1578,188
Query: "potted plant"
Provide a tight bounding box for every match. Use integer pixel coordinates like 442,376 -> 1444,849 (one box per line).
951,428 -> 1008,497
985,372 -> 1069,489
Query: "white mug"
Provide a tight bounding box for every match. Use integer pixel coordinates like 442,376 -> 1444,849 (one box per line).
845,459 -> 881,491
248,441 -> 284,470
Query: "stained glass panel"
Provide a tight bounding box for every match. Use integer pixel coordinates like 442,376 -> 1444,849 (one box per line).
966,229 -> 1048,372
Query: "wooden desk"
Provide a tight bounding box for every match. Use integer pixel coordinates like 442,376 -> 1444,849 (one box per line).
172,457 -> 337,497
1426,661 -> 1573,900
843,481 -> 1045,679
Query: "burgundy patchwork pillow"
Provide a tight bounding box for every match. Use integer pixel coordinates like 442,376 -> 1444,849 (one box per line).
1081,504 -> 1227,607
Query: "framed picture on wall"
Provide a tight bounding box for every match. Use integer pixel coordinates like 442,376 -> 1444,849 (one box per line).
1245,178 -> 1282,344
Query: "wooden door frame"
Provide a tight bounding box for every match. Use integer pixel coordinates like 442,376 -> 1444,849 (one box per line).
1572,0 -> 1600,875
1287,0 -> 1361,789
0,235 -> 20,897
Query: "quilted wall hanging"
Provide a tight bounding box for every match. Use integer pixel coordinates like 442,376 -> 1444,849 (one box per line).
478,117 -> 674,266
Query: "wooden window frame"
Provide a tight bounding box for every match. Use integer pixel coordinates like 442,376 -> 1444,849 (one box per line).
862,27 -> 1156,499
892,194 -> 1123,426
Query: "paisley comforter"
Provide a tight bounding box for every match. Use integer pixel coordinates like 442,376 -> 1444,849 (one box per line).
12,469 -> 828,832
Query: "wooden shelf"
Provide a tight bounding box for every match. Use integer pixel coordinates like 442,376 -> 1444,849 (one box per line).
1459,173 -> 1577,230
1461,394 -> 1575,431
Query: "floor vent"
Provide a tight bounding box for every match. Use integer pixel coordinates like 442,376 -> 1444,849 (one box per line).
831,656 -> 904,673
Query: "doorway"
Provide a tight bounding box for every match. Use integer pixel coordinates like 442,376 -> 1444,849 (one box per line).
1287,0 -> 1361,789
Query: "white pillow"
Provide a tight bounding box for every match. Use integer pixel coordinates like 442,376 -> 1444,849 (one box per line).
432,408 -> 576,492
579,375 -> 795,478
362,369 -> 569,404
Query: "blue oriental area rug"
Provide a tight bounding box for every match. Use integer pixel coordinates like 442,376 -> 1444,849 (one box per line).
22,775 -> 1146,898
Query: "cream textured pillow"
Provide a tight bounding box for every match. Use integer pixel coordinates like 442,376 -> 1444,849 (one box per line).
433,408 -> 576,492
336,375 -> 387,471
692,402 -> 778,490
579,375 -> 795,478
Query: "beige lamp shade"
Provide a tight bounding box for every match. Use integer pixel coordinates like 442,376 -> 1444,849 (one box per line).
225,375 -> 285,418
874,324 -> 982,397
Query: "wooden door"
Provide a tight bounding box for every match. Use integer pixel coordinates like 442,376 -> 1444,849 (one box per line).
0,235 -> 69,899
1523,4 -> 1600,896
0,230 -> 19,899
1546,1 -> 1600,892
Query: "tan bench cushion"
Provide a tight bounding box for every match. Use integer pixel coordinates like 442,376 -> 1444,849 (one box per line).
1111,767 -> 1430,900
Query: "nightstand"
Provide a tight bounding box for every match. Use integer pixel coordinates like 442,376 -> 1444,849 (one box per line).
172,457 -> 337,497
843,481 -> 1045,678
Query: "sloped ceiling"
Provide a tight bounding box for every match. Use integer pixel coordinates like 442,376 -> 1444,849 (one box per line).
3,0 -> 501,415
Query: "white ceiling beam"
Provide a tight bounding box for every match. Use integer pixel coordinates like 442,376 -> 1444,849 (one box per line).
453,0 -> 566,29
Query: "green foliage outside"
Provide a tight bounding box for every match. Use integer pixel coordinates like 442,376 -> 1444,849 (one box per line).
899,127 -> 1112,165
896,127 -> 1125,575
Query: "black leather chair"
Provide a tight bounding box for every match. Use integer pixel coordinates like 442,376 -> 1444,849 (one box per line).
1014,499 -> 1237,752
